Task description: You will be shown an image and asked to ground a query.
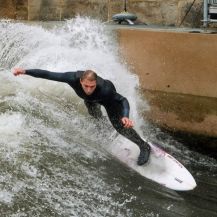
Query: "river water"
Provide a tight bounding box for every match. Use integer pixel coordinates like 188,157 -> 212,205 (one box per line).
0,17 -> 216,217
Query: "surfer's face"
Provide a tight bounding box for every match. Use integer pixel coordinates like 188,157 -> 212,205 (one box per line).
80,79 -> 97,95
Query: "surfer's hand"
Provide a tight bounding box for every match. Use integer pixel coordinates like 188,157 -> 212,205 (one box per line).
13,68 -> 26,76
121,117 -> 134,128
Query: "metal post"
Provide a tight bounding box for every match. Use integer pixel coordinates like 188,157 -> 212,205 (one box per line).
107,0 -> 111,21
124,0 -> 127,12
203,0 -> 209,27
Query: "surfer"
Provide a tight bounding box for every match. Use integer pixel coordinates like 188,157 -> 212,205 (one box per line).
13,68 -> 151,165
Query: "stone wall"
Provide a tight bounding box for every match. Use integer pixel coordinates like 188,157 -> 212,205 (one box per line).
0,0 -> 204,28
28,0 -> 108,21
0,0 -> 28,20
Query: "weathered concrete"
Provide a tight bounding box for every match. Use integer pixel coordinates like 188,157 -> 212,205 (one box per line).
143,90 -> 217,137
118,29 -> 217,98
28,0 -> 107,21
0,0 -> 205,28
123,0 -> 203,27
0,0 -> 15,19
0,0 -> 27,20
117,28 -> 217,137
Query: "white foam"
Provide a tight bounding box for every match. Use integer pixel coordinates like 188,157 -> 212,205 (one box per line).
0,112 -> 25,144
0,190 -> 13,204
21,163 -> 38,178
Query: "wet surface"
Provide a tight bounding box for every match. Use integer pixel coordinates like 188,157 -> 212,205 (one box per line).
142,90 -> 217,140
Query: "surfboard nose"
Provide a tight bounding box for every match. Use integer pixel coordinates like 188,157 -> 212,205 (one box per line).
185,175 -> 197,191
172,173 -> 197,191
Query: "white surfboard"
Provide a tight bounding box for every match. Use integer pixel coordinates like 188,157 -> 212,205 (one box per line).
108,135 -> 197,191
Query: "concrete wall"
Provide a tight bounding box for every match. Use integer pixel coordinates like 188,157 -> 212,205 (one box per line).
117,28 -> 217,137
118,29 -> 217,98
28,0 -> 107,21
0,0 -> 28,20
0,0 -> 204,28
109,0 -> 203,27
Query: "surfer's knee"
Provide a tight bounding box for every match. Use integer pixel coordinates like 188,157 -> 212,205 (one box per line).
91,109 -> 103,119
84,101 -> 102,118
110,119 -> 125,133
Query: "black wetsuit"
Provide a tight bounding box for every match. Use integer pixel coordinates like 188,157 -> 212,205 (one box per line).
25,69 -> 150,164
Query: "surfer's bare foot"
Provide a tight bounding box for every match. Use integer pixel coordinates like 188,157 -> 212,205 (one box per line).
137,145 -> 151,166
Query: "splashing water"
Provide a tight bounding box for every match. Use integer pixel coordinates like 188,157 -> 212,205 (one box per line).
0,17 -> 216,217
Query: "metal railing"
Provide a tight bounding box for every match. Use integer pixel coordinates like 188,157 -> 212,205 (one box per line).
203,0 -> 217,27
207,0 -> 217,4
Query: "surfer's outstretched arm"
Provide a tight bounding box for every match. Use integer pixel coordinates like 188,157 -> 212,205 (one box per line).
13,68 -> 75,83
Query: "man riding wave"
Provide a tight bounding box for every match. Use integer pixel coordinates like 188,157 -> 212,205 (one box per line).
13,68 -> 151,165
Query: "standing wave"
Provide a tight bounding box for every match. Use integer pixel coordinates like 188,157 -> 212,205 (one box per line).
0,17 -> 148,216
